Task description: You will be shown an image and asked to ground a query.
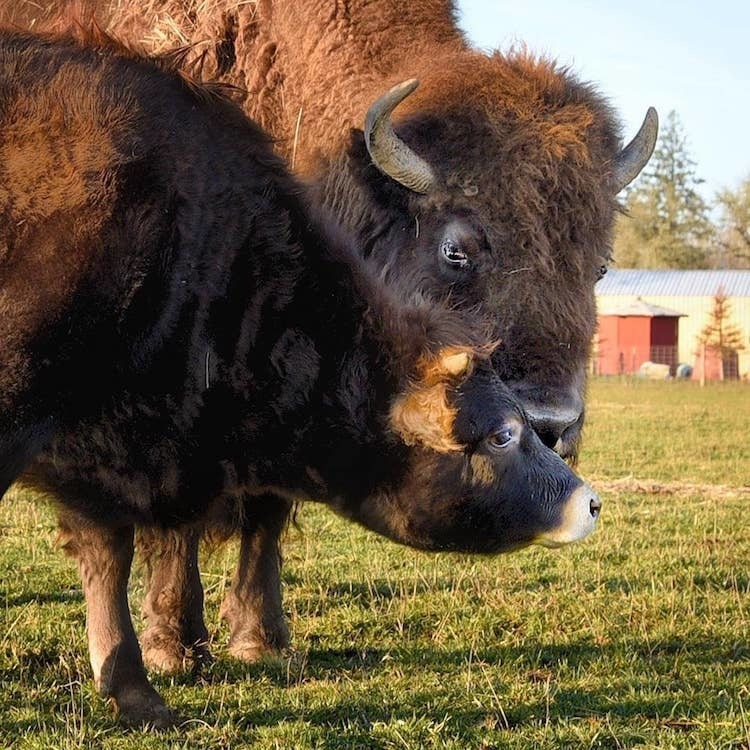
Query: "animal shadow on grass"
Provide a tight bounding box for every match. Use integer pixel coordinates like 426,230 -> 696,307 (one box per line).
0,634 -> 739,738
197,636 -> 737,733
294,576 -> 495,619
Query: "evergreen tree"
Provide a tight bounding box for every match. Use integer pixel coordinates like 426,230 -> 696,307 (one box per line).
696,288 -> 746,379
614,110 -> 713,269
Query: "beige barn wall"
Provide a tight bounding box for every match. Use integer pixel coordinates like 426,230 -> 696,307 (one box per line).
595,294 -> 750,378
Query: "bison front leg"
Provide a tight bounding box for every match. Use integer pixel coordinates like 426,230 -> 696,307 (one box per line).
58,511 -> 174,728
139,525 -> 211,674
220,496 -> 292,661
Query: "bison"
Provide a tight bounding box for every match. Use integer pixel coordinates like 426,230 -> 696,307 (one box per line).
3,1 -> 657,672
0,30 -> 601,725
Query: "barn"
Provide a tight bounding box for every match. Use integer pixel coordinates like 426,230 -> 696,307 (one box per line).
594,270 -> 750,379
595,298 -> 685,375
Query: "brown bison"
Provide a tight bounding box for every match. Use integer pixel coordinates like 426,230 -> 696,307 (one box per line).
0,30 -> 601,725
2,1 -> 656,672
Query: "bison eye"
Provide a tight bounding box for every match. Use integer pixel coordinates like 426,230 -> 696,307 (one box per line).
486,426 -> 516,452
440,237 -> 469,268
596,263 -> 608,281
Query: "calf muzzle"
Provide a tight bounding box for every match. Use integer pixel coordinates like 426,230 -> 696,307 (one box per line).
534,482 -> 601,548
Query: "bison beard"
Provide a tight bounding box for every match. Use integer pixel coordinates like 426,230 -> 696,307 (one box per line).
0,31 -> 601,725
2,2 -> 657,686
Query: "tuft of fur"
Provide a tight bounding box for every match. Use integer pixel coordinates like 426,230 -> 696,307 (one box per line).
389,344 -> 494,452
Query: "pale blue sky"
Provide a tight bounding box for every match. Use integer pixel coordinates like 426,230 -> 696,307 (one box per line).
455,0 -> 749,202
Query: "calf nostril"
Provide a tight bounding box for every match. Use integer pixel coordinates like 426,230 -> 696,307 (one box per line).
589,495 -> 602,518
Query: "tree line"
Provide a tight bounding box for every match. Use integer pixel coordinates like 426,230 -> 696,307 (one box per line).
614,110 -> 749,270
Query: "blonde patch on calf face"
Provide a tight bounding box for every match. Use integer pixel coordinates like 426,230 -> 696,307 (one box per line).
463,453 -> 497,487
389,346 -> 477,453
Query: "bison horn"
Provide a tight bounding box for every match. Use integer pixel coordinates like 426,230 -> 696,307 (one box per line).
613,107 -> 659,192
364,79 -> 436,194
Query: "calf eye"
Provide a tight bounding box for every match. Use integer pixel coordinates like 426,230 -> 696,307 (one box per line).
486,426 -> 515,452
440,237 -> 469,268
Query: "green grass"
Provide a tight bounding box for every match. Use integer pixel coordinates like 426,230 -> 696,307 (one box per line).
1,378 -> 749,748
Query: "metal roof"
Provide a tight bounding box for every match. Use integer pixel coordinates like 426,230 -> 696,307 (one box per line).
596,269 -> 750,297
599,298 -> 686,317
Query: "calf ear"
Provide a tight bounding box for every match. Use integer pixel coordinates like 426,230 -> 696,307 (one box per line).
419,341 -> 498,383
419,345 -> 476,384
440,350 -> 472,377
388,346 -> 479,453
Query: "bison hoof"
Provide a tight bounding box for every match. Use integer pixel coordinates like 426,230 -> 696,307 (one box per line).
141,626 -> 213,675
223,612 -> 290,663
226,635 -> 289,664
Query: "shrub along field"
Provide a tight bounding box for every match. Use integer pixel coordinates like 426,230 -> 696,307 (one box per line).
0,378 -> 748,749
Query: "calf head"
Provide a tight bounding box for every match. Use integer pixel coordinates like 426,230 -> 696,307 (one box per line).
330,344 -> 600,553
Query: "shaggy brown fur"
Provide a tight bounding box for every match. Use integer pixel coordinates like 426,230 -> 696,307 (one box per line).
4,1 -> 640,678
390,346 -> 476,452
75,1 -> 624,414
13,2 -> 624,435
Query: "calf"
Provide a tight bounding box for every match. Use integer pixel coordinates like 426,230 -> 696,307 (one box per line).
0,30 -> 599,725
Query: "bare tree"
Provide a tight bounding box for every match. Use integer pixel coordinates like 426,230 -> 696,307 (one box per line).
714,175 -> 750,269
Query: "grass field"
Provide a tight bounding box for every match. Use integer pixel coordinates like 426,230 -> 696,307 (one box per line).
1,378 -> 748,748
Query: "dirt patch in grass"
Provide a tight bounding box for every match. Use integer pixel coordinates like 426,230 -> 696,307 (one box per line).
594,477 -> 750,499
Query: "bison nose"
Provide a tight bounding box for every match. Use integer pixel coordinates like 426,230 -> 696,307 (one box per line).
508,385 -> 584,455
521,402 -> 584,458
526,408 -> 582,452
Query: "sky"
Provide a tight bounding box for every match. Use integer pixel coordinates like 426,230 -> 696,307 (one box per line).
455,0 -> 749,203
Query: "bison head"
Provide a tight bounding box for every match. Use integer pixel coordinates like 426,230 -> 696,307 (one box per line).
328,348 -> 600,553
353,53 -> 657,460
